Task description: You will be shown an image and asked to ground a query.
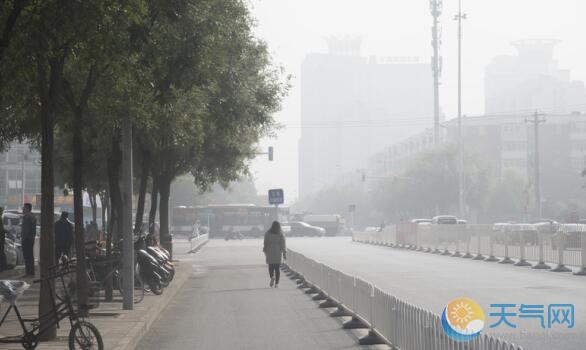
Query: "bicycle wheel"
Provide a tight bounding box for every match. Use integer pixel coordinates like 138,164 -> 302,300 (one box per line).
68,320 -> 104,350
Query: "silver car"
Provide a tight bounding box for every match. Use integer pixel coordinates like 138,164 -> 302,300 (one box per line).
2,213 -> 20,268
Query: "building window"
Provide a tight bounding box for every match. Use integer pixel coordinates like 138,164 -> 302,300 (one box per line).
502,124 -> 523,134
572,122 -> 586,133
502,159 -> 525,169
571,157 -> 586,172
503,141 -> 526,152
8,180 -> 22,189
572,141 -> 586,152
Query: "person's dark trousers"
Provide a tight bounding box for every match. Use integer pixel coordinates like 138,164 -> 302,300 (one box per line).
22,238 -> 35,276
268,263 -> 281,284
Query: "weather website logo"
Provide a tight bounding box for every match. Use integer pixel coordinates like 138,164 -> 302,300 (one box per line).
441,298 -> 486,341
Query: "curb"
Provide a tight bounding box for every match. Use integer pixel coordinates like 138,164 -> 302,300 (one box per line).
112,259 -> 192,350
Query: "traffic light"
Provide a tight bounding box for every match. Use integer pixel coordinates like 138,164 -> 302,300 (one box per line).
268,146 -> 274,161
361,172 -> 366,182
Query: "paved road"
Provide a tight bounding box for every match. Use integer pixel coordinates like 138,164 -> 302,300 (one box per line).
138,239 -> 383,350
288,237 -> 586,350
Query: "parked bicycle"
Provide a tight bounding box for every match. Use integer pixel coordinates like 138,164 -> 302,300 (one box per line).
85,252 -> 145,304
0,260 -> 103,349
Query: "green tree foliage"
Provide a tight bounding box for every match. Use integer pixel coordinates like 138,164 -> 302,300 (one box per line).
483,169 -> 527,223
372,145 -> 490,219
293,182 -> 379,228
1,0 -> 286,332
129,0 -> 287,252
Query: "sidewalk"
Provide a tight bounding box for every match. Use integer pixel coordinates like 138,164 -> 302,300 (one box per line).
0,259 -> 192,350
137,239 -> 388,350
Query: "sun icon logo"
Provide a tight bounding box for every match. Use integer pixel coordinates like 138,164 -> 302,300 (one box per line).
441,298 -> 485,342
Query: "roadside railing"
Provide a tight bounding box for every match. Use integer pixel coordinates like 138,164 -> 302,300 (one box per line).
285,250 -> 523,350
353,223 -> 586,275
187,233 -> 209,254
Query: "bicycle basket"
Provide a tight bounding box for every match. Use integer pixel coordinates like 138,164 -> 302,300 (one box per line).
0,280 -> 30,305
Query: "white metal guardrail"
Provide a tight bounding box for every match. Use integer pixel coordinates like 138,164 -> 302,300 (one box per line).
285,249 -> 523,350
187,233 -> 209,253
353,223 -> 586,275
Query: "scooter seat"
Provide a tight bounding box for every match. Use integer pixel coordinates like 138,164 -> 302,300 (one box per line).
0,280 -> 30,305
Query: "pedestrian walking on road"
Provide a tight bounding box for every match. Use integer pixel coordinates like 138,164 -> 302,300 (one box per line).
55,211 -> 74,260
21,203 -> 36,277
0,206 -> 7,271
263,221 -> 286,288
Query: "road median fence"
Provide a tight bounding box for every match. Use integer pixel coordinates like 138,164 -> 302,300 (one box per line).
284,249 -> 523,350
353,223 -> 586,275
187,233 -> 209,254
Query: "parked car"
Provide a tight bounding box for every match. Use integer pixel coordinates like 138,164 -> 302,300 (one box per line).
2,214 -> 21,268
431,215 -> 458,224
411,218 -> 432,224
492,223 -> 539,245
282,221 -> 325,237
5,210 -> 61,239
4,235 -> 19,268
2,212 -> 22,238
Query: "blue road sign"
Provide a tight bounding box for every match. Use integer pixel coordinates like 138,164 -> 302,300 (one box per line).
268,189 -> 284,205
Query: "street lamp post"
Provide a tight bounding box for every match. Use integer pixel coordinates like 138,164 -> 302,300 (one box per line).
121,117 -> 134,310
430,0 -> 443,145
21,152 -> 27,206
455,0 -> 467,219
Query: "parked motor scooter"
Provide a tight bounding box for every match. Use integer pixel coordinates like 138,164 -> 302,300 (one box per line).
135,235 -> 174,286
135,249 -> 164,294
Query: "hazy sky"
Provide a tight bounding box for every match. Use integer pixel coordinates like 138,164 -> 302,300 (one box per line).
247,0 -> 586,203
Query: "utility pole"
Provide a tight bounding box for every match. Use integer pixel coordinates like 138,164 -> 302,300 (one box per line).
526,112 -> 546,219
121,116 -> 134,310
21,152 -> 26,206
430,0 -> 443,145
455,1 -> 467,218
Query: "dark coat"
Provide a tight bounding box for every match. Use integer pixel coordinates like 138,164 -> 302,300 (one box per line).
21,212 -> 36,242
263,231 -> 286,264
55,218 -> 74,248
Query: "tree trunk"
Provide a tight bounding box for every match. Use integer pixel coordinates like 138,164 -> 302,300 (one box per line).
99,191 -> 107,239
105,136 -> 122,302
104,190 -> 113,302
134,149 -> 150,234
107,135 -> 123,242
73,107 -> 88,315
89,191 -> 97,223
37,56 -> 63,341
148,172 -> 159,235
158,172 -> 172,258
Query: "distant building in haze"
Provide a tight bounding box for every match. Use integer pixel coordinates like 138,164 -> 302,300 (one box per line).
298,37 -> 434,198
485,39 -> 586,115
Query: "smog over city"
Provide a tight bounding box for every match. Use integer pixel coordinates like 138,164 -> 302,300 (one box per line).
1,1 -> 586,350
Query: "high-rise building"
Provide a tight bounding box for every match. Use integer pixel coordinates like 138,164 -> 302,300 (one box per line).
485,39 -> 586,115
0,142 -> 42,209
298,38 -> 434,198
